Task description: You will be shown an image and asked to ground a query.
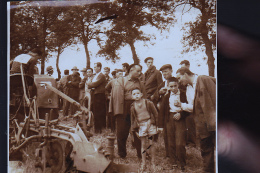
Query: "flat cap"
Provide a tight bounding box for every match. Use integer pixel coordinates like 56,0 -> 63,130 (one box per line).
159,64 -> 172,71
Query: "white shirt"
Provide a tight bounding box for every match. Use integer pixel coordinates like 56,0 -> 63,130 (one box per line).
181,74 -> 198,112
169,90 -> 182,113
85,76 -> 93,97
92,71 -> 101,82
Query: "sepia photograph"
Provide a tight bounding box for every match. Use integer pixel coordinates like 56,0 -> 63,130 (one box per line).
8,0 -> 216,172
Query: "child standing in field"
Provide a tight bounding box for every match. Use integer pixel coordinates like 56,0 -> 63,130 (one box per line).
130,88 -> 158,171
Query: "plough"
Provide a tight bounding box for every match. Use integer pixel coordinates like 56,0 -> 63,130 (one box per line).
9,67 -> 138,172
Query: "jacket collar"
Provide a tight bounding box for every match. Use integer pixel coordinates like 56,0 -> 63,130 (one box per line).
146,65 -> 156,74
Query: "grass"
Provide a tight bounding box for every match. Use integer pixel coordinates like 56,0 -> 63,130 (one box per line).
9,117 -> 206,173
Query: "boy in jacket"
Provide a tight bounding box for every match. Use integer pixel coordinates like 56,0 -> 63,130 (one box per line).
130,88 -> 158,171
159,77 -> 190,171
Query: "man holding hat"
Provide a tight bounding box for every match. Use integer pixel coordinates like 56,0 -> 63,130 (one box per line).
63,66 -> 81,117
46,66 -> 54,76
143,57 -> 163,102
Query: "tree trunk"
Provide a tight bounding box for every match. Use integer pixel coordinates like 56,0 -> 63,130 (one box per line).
56,47 -> 61,80
83,42 -> 91,69
41,13 -> 47,75
200,6 -> 215,77
200,24 -> 215,77
128,40 -> 140,64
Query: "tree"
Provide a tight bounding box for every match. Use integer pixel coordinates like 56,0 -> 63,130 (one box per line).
10,1 -> 39,60
10,1 -> 64,74
176,0 -> 216,77
47,8 -> 75,80
64,3 -> 108,68
98,0 -> 175,64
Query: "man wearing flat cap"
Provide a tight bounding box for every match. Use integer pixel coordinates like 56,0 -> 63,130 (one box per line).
108,63 -> 146,159
143,57 -> 163,103
63,66 -> 81,117
153,64 -> 174,158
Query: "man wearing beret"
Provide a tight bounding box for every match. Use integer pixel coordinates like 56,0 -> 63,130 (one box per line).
108,64 -> 146,158
143,57 -> 163,103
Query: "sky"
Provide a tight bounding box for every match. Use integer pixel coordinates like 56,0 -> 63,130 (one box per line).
30,3 -> 216,78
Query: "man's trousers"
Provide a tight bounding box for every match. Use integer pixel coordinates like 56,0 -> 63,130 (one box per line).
92,93 -> 106,133
116,100 -> 141,158
200,132 -> 215,173
166,112 -> 187,167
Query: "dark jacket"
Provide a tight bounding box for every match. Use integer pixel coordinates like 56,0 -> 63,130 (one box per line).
194,75 -> 216,139
144,65 -> 163,100
66,72 -> 81,98
88,72 -> 106,94
130,99 -> 158,132
156,81 -> 190,128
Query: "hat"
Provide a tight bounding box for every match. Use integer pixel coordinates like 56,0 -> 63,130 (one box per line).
144,57 -> 153,63
46,66 -> 53,72
159,64 -> 172,71
71,66 -> 79,71
80,68 -> 87,72
104,67 -> 110,71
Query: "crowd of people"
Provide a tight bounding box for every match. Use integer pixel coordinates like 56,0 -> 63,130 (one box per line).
10,51 -> 216,172
54,57 -> 216,172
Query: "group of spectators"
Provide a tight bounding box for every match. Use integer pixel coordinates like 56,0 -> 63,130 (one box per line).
10,50 -> 215,172
55,57 -> 216,172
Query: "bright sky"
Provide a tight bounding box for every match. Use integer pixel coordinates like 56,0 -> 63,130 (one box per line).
38,5 -> 216,79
